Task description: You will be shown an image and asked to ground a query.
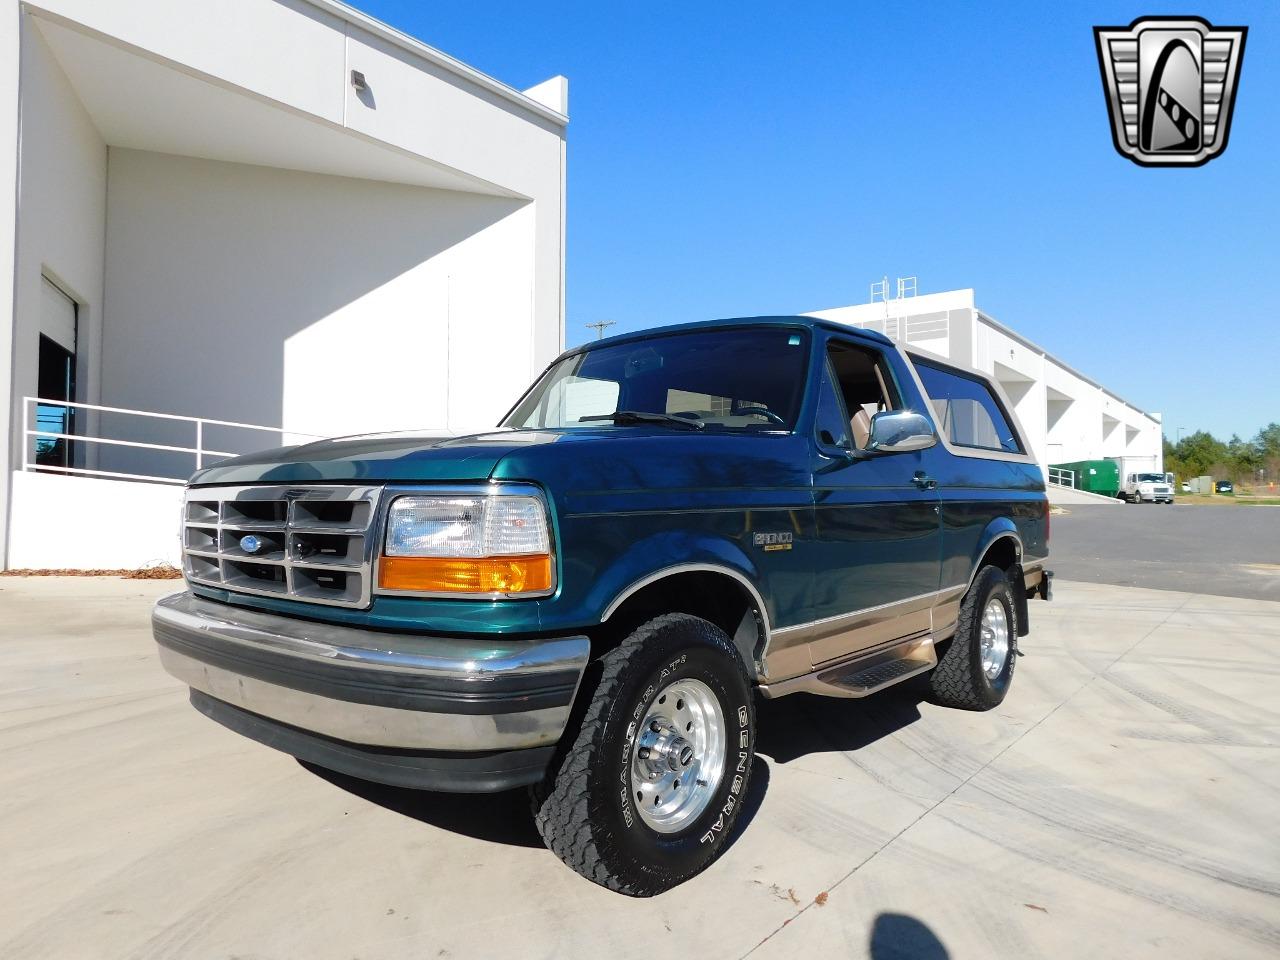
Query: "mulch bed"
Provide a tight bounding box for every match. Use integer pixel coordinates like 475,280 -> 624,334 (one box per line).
0,565 -> 183,579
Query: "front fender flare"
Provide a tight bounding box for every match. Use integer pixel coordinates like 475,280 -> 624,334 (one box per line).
586,532 -> 772,672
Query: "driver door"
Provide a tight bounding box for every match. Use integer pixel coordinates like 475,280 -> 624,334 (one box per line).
804,338 -> 943,666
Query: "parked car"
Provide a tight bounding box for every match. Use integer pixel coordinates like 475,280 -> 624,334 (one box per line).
1120,472 -> 1174,504
1180,481 -> 1191,493
1216,480 -> 1234,494
153,317 -> 1052,895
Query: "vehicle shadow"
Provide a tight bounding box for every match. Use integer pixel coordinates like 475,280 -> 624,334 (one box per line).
870,912 -> 949,959
299,755 -> 772,855
725,756 -> 770,846
297,681 -> 919,853
756,681 -> 929,764
299,761 -> 544,848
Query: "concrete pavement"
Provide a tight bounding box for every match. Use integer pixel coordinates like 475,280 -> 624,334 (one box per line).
1,576 -> 1277,959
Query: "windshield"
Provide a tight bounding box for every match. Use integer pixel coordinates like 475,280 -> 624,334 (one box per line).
504,328 -> 810,431
1137,473 -> 1165,482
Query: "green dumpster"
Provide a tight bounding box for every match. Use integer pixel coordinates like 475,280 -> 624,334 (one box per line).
1049,460 -> 1120,497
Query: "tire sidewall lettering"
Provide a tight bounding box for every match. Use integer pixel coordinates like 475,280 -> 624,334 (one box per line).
700,696 -> 752,845
617,653 -> 692,831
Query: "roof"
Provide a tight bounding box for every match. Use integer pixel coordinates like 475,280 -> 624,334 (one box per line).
303,0 -> 568,126
563,316 -> 893,358
974,309 -> 1160,423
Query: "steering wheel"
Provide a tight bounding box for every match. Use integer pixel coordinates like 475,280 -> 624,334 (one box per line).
745,407 -> 787,426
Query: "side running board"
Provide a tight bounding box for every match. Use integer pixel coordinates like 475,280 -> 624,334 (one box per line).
759,633 -> 937,700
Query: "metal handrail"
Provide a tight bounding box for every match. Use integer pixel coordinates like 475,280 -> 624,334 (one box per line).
1046,466 -> 1076,489
22,396 -> 324,485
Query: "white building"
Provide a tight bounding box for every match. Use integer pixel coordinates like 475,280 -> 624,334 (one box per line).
1,0 -> 568,569
808,287 -> 1163,477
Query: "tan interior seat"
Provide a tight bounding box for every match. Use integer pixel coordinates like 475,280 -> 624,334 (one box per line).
850,407 -> 871,449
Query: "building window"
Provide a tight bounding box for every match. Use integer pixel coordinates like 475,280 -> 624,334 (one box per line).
36,278 -> 78,470
36,335 -> 76,468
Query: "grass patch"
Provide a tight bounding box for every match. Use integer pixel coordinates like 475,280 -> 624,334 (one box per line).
1170,493 -> 1280,506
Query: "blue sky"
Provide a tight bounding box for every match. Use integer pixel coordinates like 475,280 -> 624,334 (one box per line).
356,1 -> 1277,441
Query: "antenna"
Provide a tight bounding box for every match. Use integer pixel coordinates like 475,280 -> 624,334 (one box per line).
585,320 -> 616,340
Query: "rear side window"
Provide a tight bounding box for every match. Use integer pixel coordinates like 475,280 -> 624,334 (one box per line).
915,360 -> 1022,454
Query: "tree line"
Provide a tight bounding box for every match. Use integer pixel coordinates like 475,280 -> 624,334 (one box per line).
1163,423 -> 1280,486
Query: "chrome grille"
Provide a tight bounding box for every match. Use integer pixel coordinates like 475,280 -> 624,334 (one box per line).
182,485 -> 382,608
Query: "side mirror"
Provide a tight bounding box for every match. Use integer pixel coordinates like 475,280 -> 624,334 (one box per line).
865,410 -> 937,454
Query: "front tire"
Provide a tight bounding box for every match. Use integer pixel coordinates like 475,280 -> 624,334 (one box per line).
531,614 -> 756,896
929,565 -> 1017,711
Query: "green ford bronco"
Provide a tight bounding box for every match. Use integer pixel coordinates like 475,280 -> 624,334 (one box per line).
154,316 -> 1051,895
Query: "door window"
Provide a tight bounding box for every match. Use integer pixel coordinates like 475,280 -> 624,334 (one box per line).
814,358 -> 852,451
824,341 -> 901,451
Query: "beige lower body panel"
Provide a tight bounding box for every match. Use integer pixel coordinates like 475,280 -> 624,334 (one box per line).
1024,565 -> 1045,590
759,632 -> 937,699
763,589 -> 950,684
760,560 -> 1047,695
806,600 -> 933,667
930,584 -> 966,643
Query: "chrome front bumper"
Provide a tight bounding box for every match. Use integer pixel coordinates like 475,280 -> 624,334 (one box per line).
153,592 -> 590,754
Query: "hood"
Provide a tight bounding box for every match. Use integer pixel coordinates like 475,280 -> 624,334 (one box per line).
189,428 -> 582,486
189,426 -> 814,497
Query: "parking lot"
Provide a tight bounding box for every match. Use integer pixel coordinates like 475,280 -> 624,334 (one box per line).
1050,503 -> 1280,601
3,566 -> 1278,960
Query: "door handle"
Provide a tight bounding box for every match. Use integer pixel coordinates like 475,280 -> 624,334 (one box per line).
912,471 -> 938,491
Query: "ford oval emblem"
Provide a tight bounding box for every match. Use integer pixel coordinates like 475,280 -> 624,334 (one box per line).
239,534 -> 263,555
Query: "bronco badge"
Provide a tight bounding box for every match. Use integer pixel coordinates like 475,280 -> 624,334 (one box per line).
1094,16 -> 1246,167
753,531 -> 793,552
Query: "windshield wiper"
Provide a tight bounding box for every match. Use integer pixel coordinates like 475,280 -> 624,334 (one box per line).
579,411 -> 705,431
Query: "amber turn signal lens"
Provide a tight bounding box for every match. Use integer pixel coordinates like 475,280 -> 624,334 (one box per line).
379,554 -> 553,595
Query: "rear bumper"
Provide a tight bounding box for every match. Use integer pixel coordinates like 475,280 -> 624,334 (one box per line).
153,592 -> 589,789
1024,566 -> 1052,601
1037,569 -> 1053,601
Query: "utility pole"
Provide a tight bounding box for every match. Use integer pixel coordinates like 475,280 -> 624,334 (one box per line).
585,320 -> 616,340
1177,426 -> 1186,444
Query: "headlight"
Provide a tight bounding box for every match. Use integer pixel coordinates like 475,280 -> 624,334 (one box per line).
378,492 -> 554,596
